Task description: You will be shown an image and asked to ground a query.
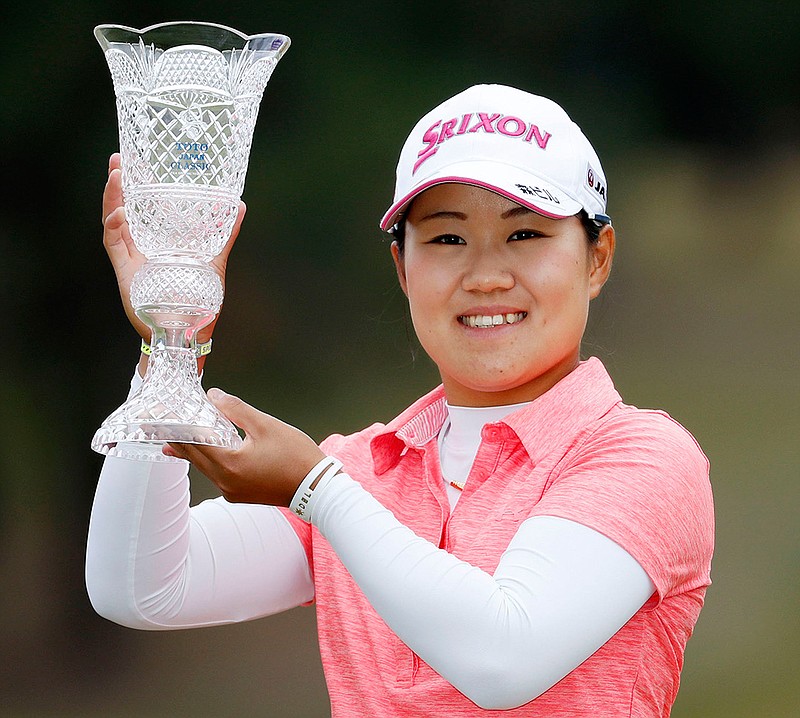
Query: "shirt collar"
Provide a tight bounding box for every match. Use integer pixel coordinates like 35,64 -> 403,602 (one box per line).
370,357 -> 621,473
370,385 -> 447,474
501,357 -> 621,465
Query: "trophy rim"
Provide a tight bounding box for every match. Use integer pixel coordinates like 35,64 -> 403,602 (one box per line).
94,21 -> 291,55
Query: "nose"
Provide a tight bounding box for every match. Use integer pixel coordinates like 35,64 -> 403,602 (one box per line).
461,248 -> 516,293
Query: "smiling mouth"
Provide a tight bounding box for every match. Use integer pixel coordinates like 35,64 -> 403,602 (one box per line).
458,312 -> 527,328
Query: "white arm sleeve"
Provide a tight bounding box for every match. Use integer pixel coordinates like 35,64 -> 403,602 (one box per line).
85,451 -> 314,630
312,472 -> 655,710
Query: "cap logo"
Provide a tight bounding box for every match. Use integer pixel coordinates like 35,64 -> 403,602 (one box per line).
413,111 -> 553,174
587,164 -> 606,201
516,183 -> 561,204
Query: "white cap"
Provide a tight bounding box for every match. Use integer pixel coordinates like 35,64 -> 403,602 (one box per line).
380,84 -> 610,231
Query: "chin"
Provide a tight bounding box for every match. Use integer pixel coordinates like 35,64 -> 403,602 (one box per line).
455,375 -> 532,399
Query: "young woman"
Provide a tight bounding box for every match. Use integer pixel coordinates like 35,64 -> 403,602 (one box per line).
86,84 -> 714,717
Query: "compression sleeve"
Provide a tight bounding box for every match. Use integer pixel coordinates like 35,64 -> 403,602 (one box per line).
85,449 -> 314,629
310,472 -> 656,710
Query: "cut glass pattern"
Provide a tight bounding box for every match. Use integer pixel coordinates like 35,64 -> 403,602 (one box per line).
92,22 -> 289,457
130,262 -> 223,313
92,349 -> 242,451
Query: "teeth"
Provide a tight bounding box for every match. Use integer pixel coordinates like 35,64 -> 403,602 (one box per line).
460,312 -> 526,328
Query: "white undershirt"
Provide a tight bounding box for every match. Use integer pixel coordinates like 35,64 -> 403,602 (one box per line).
86,370 -> 655,709
439,401 -> 531,508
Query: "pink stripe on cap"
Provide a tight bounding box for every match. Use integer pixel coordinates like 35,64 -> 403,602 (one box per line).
379,176 -> 576,231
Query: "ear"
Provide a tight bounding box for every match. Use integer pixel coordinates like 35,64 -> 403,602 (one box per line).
588,224 -> 615,299
390,240 -> 409,297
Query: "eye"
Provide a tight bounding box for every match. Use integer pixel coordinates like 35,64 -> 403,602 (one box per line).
508,229 -> 546,242
429,234 -> 466,245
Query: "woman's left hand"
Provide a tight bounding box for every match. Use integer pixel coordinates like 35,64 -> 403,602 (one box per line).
163,389 -> 326,507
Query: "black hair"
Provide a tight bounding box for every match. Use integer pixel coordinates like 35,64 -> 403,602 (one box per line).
388,219 -> 406,254
388,209 -> 608,255
578,210 -> 606,245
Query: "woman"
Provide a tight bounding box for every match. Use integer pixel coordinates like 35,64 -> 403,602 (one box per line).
86,84 -> 714,716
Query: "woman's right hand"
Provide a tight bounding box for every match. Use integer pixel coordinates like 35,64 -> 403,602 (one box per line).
102,153 -> 149,342
101,153 -> 246,368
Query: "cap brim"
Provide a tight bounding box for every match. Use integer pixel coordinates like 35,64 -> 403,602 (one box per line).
380,160 -> 583,231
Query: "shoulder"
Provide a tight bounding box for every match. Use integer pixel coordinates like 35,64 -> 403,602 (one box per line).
555,401 -> 712,500
580,403 -> 709,475
559,402 -> 713,521
541,403 -> 714,600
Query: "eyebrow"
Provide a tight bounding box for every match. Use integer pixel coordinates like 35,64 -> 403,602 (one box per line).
417,210 -> 468,222
501,205 -> 537,220
417,205 -> 538,222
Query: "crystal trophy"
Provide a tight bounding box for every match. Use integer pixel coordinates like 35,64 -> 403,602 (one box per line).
91,22 -> 289,456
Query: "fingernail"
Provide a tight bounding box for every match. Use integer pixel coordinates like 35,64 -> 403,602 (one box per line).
208,388 -> 228,401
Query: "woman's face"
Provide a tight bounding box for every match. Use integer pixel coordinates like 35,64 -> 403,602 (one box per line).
391,183 -> 614,406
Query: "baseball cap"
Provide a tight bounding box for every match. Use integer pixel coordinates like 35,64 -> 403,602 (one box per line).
380,84 -> 610,232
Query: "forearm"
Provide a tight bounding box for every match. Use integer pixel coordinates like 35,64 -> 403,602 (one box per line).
309,472 -> 655,709
85,448 -> 313,630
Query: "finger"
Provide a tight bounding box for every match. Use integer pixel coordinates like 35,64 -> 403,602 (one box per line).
214,201 -> 246,272
207,388 -> 268,438
103,169 -> 142,269
102,205 -> 127,253
162,442 -> 188,460
163,440 -> 219,469
231,201 -> 247,241
102,167 -> 124,226
108,152 -> 121,174
103,205 -> 140,269
164,441 -> 238,483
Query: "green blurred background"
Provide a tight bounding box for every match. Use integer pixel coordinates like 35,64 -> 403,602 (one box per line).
1,1 -> 798,716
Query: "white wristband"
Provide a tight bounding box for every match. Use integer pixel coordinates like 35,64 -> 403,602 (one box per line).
289,457 -> 343,523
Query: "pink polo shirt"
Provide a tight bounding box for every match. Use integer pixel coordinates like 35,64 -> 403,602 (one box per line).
284,358 -> 714,716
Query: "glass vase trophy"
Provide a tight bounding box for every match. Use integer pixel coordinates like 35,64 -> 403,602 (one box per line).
91,22 -> 289,457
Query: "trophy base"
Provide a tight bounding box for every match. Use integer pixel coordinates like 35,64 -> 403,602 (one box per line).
91,418 -> 243,457
92,346 -> 243,458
